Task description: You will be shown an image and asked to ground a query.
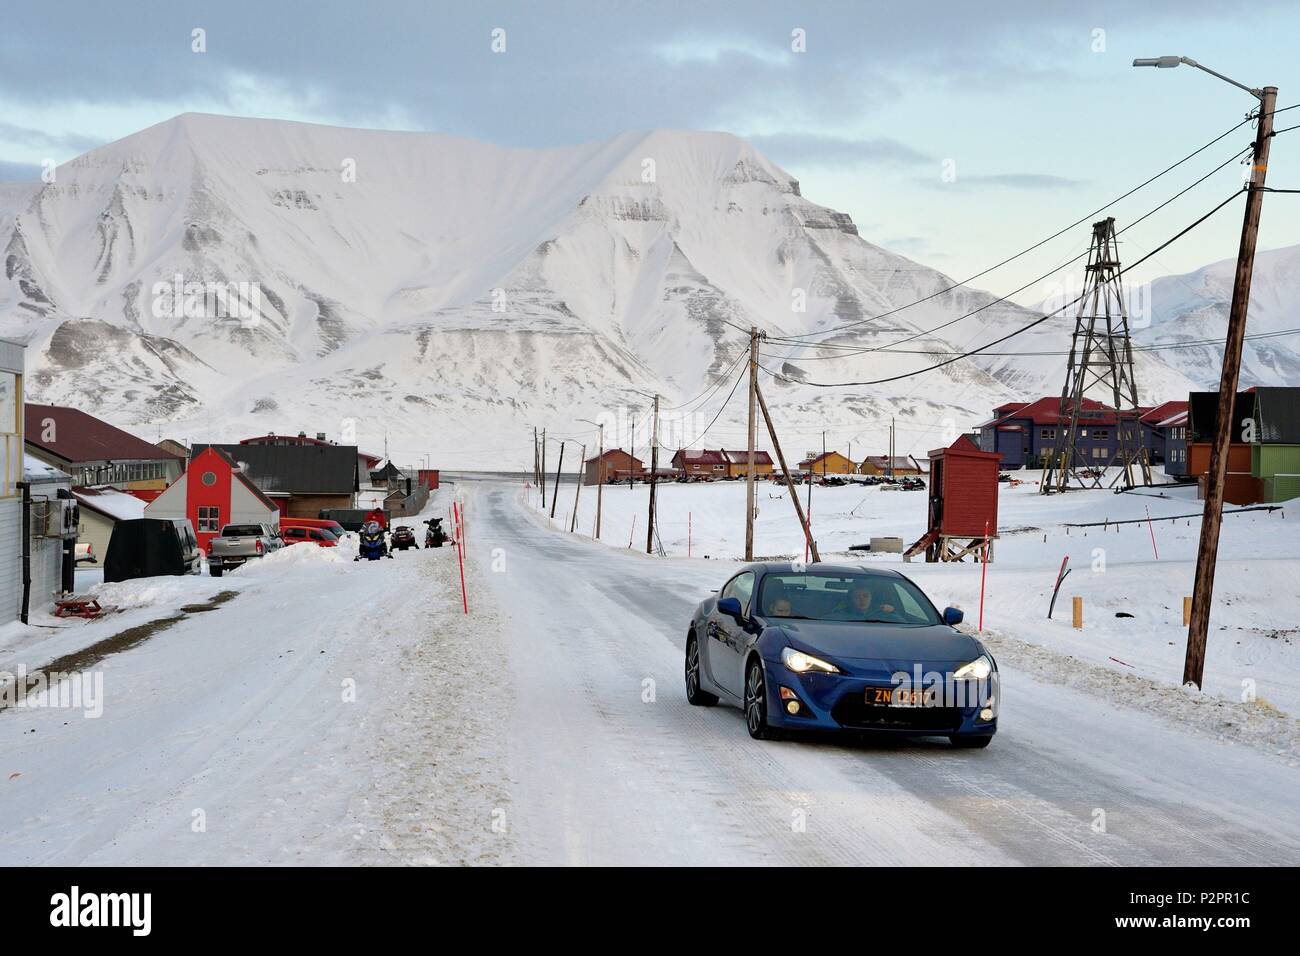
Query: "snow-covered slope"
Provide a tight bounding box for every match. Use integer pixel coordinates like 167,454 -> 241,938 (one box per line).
1132,243 -> 1300,386
0,113 -> 1207,466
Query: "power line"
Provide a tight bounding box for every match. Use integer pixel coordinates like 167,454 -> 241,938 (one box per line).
764,191 -> 1242,390
766,142 -> 1254,363
660,345 -> 747,411
670,360 -> 749,449
776,117 -> 1258,344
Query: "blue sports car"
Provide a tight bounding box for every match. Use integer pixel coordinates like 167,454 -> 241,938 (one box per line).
684,563 -> 998,747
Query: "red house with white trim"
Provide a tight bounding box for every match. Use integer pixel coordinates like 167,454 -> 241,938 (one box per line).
144,446 -> 280,552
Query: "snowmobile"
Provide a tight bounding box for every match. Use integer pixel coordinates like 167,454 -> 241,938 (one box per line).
423,517 -> 449,549
355,520 -> 392,561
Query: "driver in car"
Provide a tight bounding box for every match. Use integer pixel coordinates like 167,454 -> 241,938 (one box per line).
831,581 -> 900,622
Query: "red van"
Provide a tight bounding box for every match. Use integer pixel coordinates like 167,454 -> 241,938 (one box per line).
281,517 -> 348,538
280,525 -> 340,548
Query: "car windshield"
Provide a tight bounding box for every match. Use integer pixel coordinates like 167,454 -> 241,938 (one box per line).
756,572 -> 941,626
222,525 -> 265,537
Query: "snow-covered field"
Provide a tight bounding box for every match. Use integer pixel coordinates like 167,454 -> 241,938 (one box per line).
539,471 -> 1300,737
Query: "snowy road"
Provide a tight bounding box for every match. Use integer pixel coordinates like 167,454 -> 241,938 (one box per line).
475,483 -> 1300,866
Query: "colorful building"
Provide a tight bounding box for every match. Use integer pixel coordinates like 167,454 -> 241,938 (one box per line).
145,446 -> 281,552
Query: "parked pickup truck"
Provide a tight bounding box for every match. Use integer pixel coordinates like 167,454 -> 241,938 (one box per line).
208,523 -> 283,577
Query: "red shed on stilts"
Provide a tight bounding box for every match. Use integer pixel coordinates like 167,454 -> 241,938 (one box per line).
904,435 -> 1001,563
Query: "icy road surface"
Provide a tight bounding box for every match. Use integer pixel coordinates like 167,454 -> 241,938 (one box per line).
476,483 -> 1300,866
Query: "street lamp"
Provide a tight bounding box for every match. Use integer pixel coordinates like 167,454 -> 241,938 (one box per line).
1132,56 -> 1263,98
1132,56 -> 1278,689
578,418 -> 605,540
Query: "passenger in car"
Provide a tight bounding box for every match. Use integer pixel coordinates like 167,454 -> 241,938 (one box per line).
830,582 -> 897,621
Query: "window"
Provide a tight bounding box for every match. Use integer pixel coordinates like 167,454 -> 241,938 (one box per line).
198,506 -> 221,532
721,571 -> 756,617
1040,428 -> 1056,440
0,371 -> 17,498
713,464 -> 724,471
1093,447 -> 1106,459
1094,429 -> 1110,440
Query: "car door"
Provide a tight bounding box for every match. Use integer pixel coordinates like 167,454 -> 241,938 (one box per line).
706,570 -> 755,698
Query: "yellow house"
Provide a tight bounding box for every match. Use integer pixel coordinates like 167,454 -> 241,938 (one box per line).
797,450 -> 856,475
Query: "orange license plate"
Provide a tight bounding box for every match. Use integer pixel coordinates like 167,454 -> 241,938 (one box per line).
868,687 -> 926,707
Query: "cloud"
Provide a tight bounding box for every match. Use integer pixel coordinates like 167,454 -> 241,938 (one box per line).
0,159 -> 40,182
922,172 -> 1088,191
0,122 -> 100,154
747,133 -> 932,168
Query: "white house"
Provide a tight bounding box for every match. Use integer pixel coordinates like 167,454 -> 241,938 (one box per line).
72,486 -> 146,565
0,339 -> 25,622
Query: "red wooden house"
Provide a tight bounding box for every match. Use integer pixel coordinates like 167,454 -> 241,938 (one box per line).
144,446 -> 281,552
905,436 -> 1002,563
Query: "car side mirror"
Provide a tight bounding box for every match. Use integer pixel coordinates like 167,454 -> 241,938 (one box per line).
943,607 -> 964,626
717,596 -> 744,619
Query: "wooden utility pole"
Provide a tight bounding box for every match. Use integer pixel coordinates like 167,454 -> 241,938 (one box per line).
540,428 -> 547,510
647,394 -> 660,554
744,327 -> 759,561
550,440 -> 564,519
1185,85 -> 1278,689
570,444 -> 585,532
755,381 -> 820,563
533,427 -> 541,498
594,423 -> 604,540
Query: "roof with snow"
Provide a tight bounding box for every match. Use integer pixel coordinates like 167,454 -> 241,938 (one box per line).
797,450 -> 851,468
73,486 -> 147,522
722,450 -> 773,465
22,452 -> 65,482
863,455 -> 922,471
1139,400 -> 1189,426
24,403 -> 184,466
673,449 -> 727,465
980,397 -> 1120,428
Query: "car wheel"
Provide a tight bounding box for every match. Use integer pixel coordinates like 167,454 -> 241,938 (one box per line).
744,659 -> 780,740
950,735 -> 993,749
684,635 -> 718,707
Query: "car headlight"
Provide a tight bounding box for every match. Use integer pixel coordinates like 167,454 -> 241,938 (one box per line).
782,647 -> 840,675
953,656 -> 993,681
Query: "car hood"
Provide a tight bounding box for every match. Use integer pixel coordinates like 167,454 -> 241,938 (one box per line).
771,619 -> 982,665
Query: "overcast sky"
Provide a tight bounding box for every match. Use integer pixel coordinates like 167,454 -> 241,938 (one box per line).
4,0 -> 1298,300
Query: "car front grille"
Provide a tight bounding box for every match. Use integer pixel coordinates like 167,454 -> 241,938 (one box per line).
831,696 -> 964,732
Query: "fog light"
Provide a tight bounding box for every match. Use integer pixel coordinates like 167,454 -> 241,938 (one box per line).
786,701 -> 801,715
979,707 -> 994,721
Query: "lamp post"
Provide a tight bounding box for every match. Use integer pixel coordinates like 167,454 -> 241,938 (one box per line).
1133,56 -> 1277,688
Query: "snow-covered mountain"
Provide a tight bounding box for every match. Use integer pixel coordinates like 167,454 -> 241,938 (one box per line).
1132,243 -> 1300,387
0,113 -> 1224,466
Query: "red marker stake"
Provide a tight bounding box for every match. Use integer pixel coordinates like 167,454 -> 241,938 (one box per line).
454,500 -> 468,614
1145,506 -> 1159,560
688,511 -> 692,558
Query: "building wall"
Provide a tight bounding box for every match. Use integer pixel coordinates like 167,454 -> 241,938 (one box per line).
77,509 -> 116,564
1252,443 -> 1300,479
1187,443 -> 1252,478
726,460 -> 773,478
0,497 -> 20,621
285,493 -> 354,518
26,477 -> 72,612
801,453 -> 854,475
587,451 -> 643,485
147,448 -> 279,551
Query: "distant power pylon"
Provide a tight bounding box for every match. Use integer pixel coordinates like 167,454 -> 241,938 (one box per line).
1041,217 -> 1152,494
